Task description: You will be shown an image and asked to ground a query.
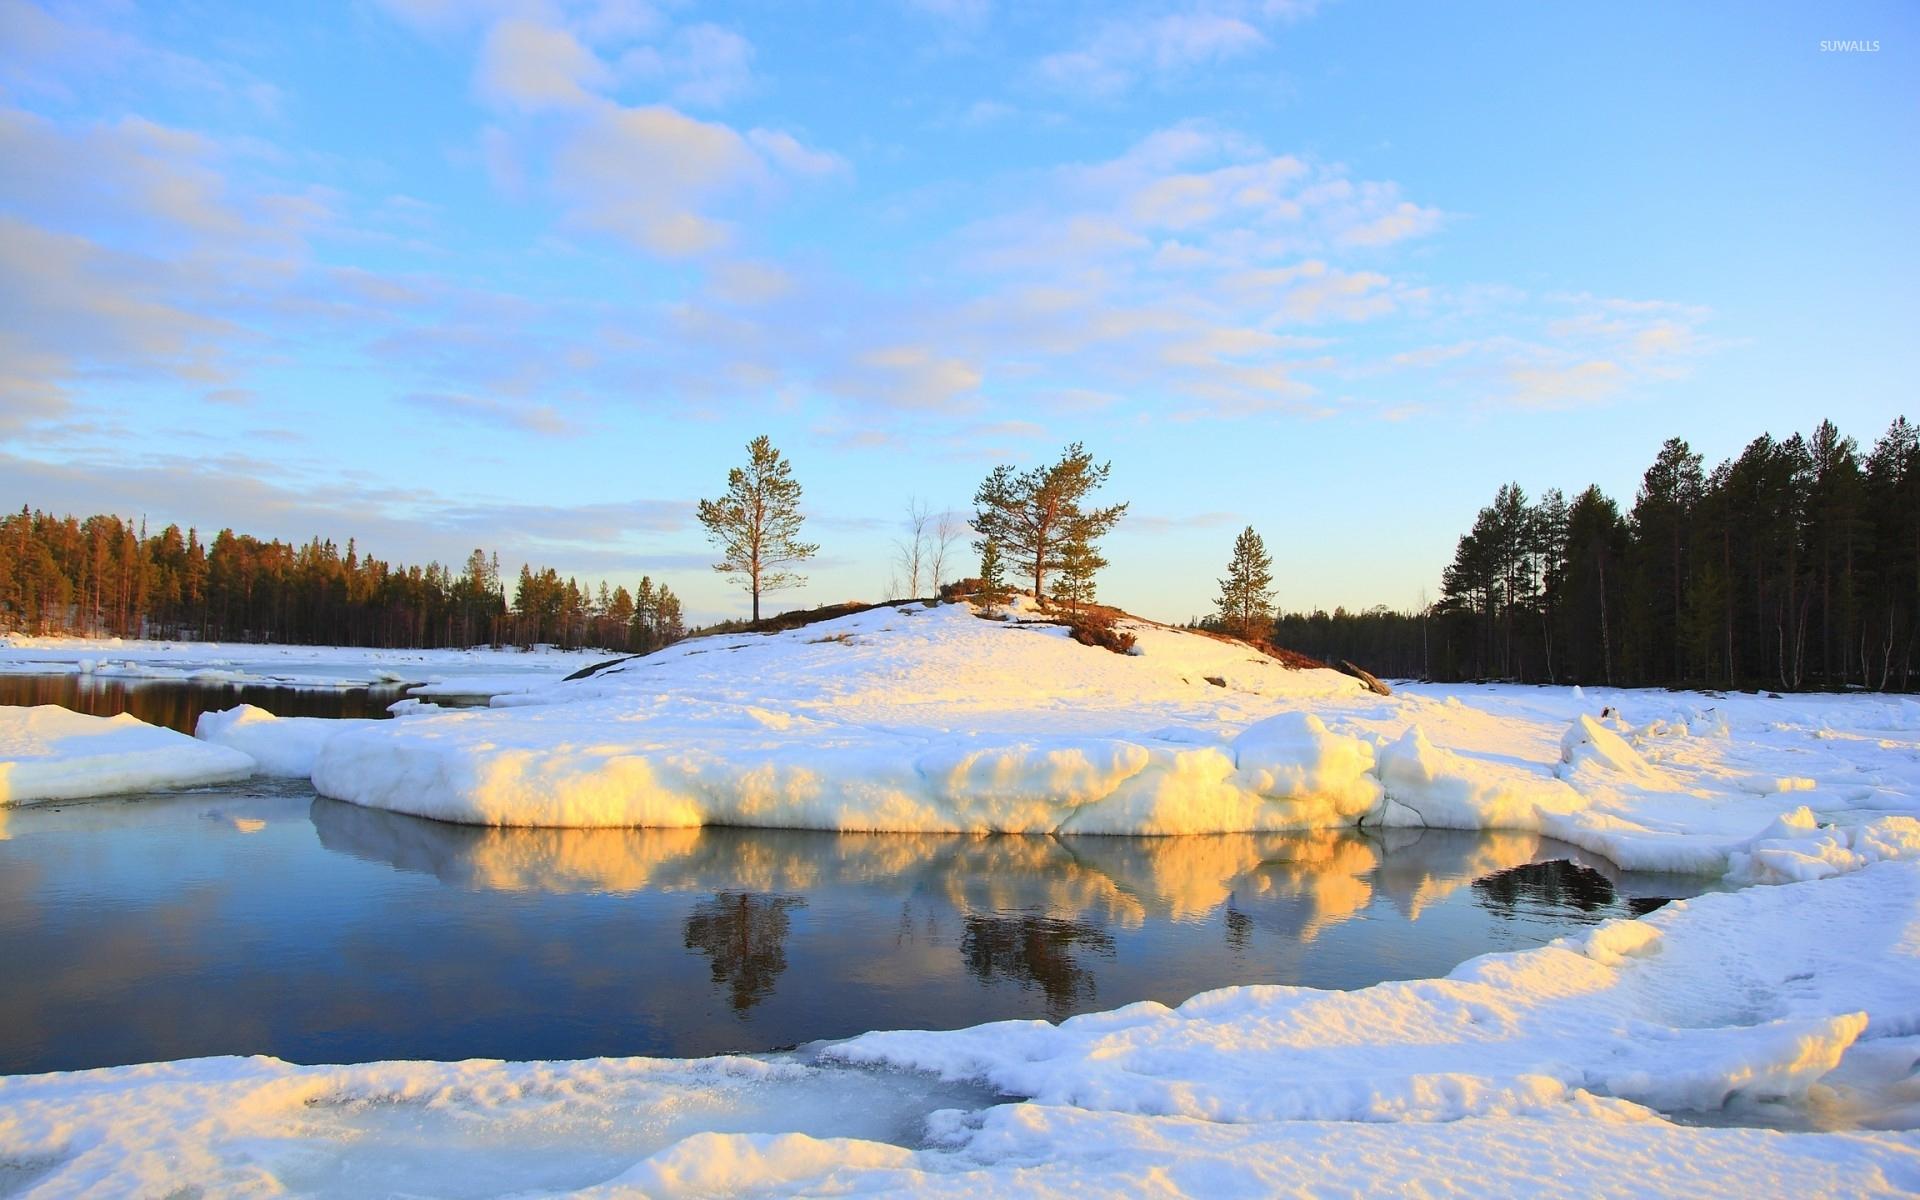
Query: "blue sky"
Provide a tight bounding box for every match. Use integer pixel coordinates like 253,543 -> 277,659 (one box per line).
2,0 -> 1914,623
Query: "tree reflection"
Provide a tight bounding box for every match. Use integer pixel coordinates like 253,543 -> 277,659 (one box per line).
960,913 -> 1115,1020
1472,859 -> 1616,916
1223,906 -> 1253,952
683,892 -> 805,1015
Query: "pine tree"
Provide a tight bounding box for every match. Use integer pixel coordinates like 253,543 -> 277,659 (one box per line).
654,586 -> 685,643
1627,437 -> 1705,683
1562,486 -> 1628,685
697,435 -> 819,622
976,537 -> 1011,608
971,442 -> 1127,606
1215,526 -> 1275,640
1054,533 -> 1103,614
1863,417 -> 1919,690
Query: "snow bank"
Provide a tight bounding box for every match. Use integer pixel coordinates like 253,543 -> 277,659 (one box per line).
0,1053 -> 994,1199
193,705 -> 377,778
308,603 -> 1920,873
0,705 -> 255,804
313,602 -> 1378,834
833,863 -> 1920,1121
584,1098 -> 1920,1199
7,861 -> 1918,1197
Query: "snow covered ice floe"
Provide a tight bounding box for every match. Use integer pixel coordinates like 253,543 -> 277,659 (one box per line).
304,600 -> 1920,877
0,705 -> 255,804
194,705 -> 379,778
5,860 -> 1919,1197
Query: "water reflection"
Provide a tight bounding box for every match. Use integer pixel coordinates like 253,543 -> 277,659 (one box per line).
1473,859 -> 1619,915
309,799 -> 1556,934
0,787 -> 1711,1074
0,673 -> 407,733
961,914 -> 1114,1019
684,893 -> 806,1015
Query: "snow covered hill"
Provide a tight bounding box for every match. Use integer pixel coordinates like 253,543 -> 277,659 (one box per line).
307,597 -> 1387,834
286,597 -> 1920,878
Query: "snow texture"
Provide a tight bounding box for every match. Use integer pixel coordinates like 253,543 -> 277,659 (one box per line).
0,705 -> 255,805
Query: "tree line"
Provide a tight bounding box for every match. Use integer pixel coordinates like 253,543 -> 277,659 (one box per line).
1217,417 -> 1918,692
0,507 -> 684,652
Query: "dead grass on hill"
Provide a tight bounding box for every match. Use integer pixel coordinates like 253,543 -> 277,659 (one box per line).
1180,625 -> 1333,672
691,600 -> 914,638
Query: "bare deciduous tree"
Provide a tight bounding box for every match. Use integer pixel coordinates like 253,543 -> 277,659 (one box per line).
893,497 -> 932,598
930,508 -> 964,592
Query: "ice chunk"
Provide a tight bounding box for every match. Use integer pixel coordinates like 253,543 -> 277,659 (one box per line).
1375,725 -> 1581,831
1,705 -> 255,804
194,705 -> 377,778
1724,809 -> 1920,885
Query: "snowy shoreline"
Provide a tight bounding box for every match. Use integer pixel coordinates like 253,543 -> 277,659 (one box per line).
2,861 -> 1916,1197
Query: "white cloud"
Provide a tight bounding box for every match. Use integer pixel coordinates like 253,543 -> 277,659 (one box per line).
452,16 -> 837,259
0,107 -> 320,252
872,126 -> 1452,417
1038,13 -> 1267,97
0,216 -> 237,419
475,18 -> 611,112
400,391 -> 582,436
1507,360 -> 1625,407
1337,199 -> 1444,247
836,346 -> 984,408
1,0 -> 283,113
959,99 -> 1016,125
551,103 -> 765,255
1224,261 -> 1400,322
1372,293 -> 1716,413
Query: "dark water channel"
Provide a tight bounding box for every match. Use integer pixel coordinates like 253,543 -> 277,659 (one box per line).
0,780 -> 1705,1075
0,673 -> 410,732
